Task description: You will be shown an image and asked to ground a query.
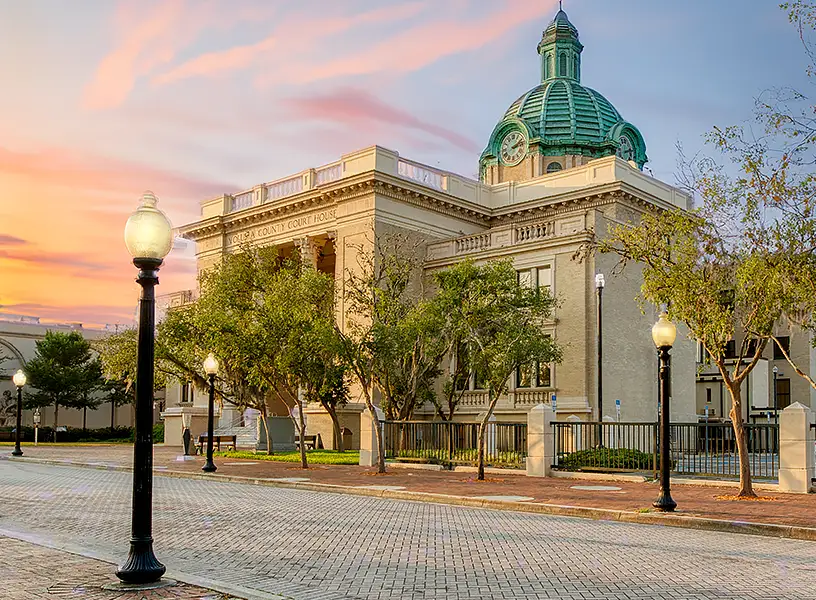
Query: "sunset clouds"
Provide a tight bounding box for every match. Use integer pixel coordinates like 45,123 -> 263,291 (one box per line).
0,0 -> 799,326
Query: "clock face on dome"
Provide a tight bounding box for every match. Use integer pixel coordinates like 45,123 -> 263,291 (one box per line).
616,135 -> 635,162
500,131 -> 527,166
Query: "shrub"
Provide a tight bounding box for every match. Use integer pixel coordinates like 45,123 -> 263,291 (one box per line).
558,447 -> 655,471
12,426 -> 133,443
153,422 -> 165,443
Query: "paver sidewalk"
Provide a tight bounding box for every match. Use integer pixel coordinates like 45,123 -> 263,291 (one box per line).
0,535 -> 242,600
6,443 -> 816,534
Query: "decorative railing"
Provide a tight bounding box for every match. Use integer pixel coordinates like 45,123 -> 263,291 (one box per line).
315,162 -> 343,186
383,420 -> 527,468
551,420 -> 780,480
513,390 -> 552,406
459,391 -> 489,407
230,191 -> 254,213
515,221 -> 554,243
455,233 -> 491,255
398,159 -> 446,191
267,175 -> 303,202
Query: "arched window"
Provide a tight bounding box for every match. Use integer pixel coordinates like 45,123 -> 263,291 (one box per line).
547,161 -> 563,173
543,53 -> 550,79
559,53 -> 567,77
573,53 -> 578,79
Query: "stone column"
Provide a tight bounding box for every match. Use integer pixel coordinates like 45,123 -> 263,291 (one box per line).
359,406 -> 384,467
778,402 -> 815,494
527,404 -> 555,477
295,236 -> 321,268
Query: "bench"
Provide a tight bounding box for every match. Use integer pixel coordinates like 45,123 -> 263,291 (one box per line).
196,434 -> 237,454
295,434 -> 323,450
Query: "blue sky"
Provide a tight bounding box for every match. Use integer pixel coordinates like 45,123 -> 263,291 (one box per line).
0,0 -> 807,324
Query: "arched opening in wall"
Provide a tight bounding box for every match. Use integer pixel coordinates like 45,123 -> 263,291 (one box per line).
573,54 -> 579,79
559,53 -> 567,77
544,53 -> 551,79
546,162 -> 563,173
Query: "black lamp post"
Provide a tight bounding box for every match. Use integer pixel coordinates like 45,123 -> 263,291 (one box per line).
652,311 -> 677,512
11,369 -> 26,457
116,191 -> 173,585
772,365 -> 779,421
202,353 -> 219,473
595,273 -> 605,445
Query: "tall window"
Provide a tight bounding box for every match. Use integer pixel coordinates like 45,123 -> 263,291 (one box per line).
774,336 -> 790,360
559,53 -> 567,77
181,383 -> 192,404
544,53 -> 551,79
776,378 -> 791,409
572,53 -> 579,78
724,340 -> 736,359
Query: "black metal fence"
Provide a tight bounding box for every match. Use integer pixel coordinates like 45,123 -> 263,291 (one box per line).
382,420 -> 527,469
552,420 -> 780,480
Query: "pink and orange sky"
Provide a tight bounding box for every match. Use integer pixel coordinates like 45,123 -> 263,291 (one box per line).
0,0 -> 805,326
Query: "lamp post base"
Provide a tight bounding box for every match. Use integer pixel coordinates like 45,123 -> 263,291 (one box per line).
202,461 -> 217,473
11,448 -> 23,457
652,492 -> 677,512
115,539 -> 166,584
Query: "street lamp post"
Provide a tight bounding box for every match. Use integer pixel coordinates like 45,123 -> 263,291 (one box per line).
595,273 -> 605,446
116,191 -> 173,585
202,353 -> 219,473
11,370 -> 26,457
772,365 -> 779,421
652,311 -> 677,512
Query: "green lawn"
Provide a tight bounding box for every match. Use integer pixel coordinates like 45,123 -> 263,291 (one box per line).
213,450 -> 360,465
0,441 -> 131,447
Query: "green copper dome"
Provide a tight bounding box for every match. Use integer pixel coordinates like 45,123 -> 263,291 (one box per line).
480,8 -> 648,179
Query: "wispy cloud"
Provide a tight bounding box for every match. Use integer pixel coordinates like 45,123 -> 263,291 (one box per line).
0,248 -> 114,274
0,234 -> 29,247
0,145 -> 237,205
283,87 -> 480,152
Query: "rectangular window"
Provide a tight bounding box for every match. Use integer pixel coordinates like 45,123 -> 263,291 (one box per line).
536,265 -> 553,291
724,340 -> 736,359
745,339 -> 759,358
517,270 -> 533,288
474,370 -> 487,391
181,383 -> 191,403
537,363 -> 552,388
706,388 -> 712,404
774,336 -> 790,361
776,378 -> 791,409
516,364 -> 533,388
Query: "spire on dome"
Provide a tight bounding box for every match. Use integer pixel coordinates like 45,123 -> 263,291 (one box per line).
538,6 -> 583,83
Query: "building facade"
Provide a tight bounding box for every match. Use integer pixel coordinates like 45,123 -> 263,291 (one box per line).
172,9 -> 700,449
0,314 -> 137,430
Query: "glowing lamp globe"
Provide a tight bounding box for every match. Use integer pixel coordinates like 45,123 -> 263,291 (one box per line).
12,369 -> 26,388
124,191 -> 173,261
204,353 -> 219,376
652,312 -> 677,349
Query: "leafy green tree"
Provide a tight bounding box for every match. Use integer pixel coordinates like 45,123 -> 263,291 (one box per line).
431,259 -> 561,480
25,331 -> 100,441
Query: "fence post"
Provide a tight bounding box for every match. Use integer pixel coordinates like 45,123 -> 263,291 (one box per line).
778,402 -> 815,493
602,416 -> 616,448
359,407 -> 385,467
527,404 -> 554,478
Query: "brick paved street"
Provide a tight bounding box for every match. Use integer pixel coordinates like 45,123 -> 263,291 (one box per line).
0,535 -> 241,600
9,443 -> 816,529
2,460 -> 816,599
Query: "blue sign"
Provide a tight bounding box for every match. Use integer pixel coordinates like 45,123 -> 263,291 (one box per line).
551,394 -> 557,412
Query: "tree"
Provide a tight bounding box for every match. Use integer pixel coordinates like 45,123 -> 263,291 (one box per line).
0,390 -> 16,428
25,331 -> 100,441
431,259 -> 562,480
338,234 -> 441,473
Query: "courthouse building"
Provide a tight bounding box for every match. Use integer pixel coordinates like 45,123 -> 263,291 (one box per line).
172,9 -> 701,449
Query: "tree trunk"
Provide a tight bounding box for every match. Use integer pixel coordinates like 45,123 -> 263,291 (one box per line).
54,402 -> 59,442
259,407 -> 273,455
297,399 -> 308,470
324,402 -> 344,452
83,406 -> 87,432
362,384 -> 386,473
476,389 -> 499,481
110,400 -> 115,429
725,382 -> 755,497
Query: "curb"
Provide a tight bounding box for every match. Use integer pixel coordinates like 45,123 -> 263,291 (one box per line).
5,455 -> 815,543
